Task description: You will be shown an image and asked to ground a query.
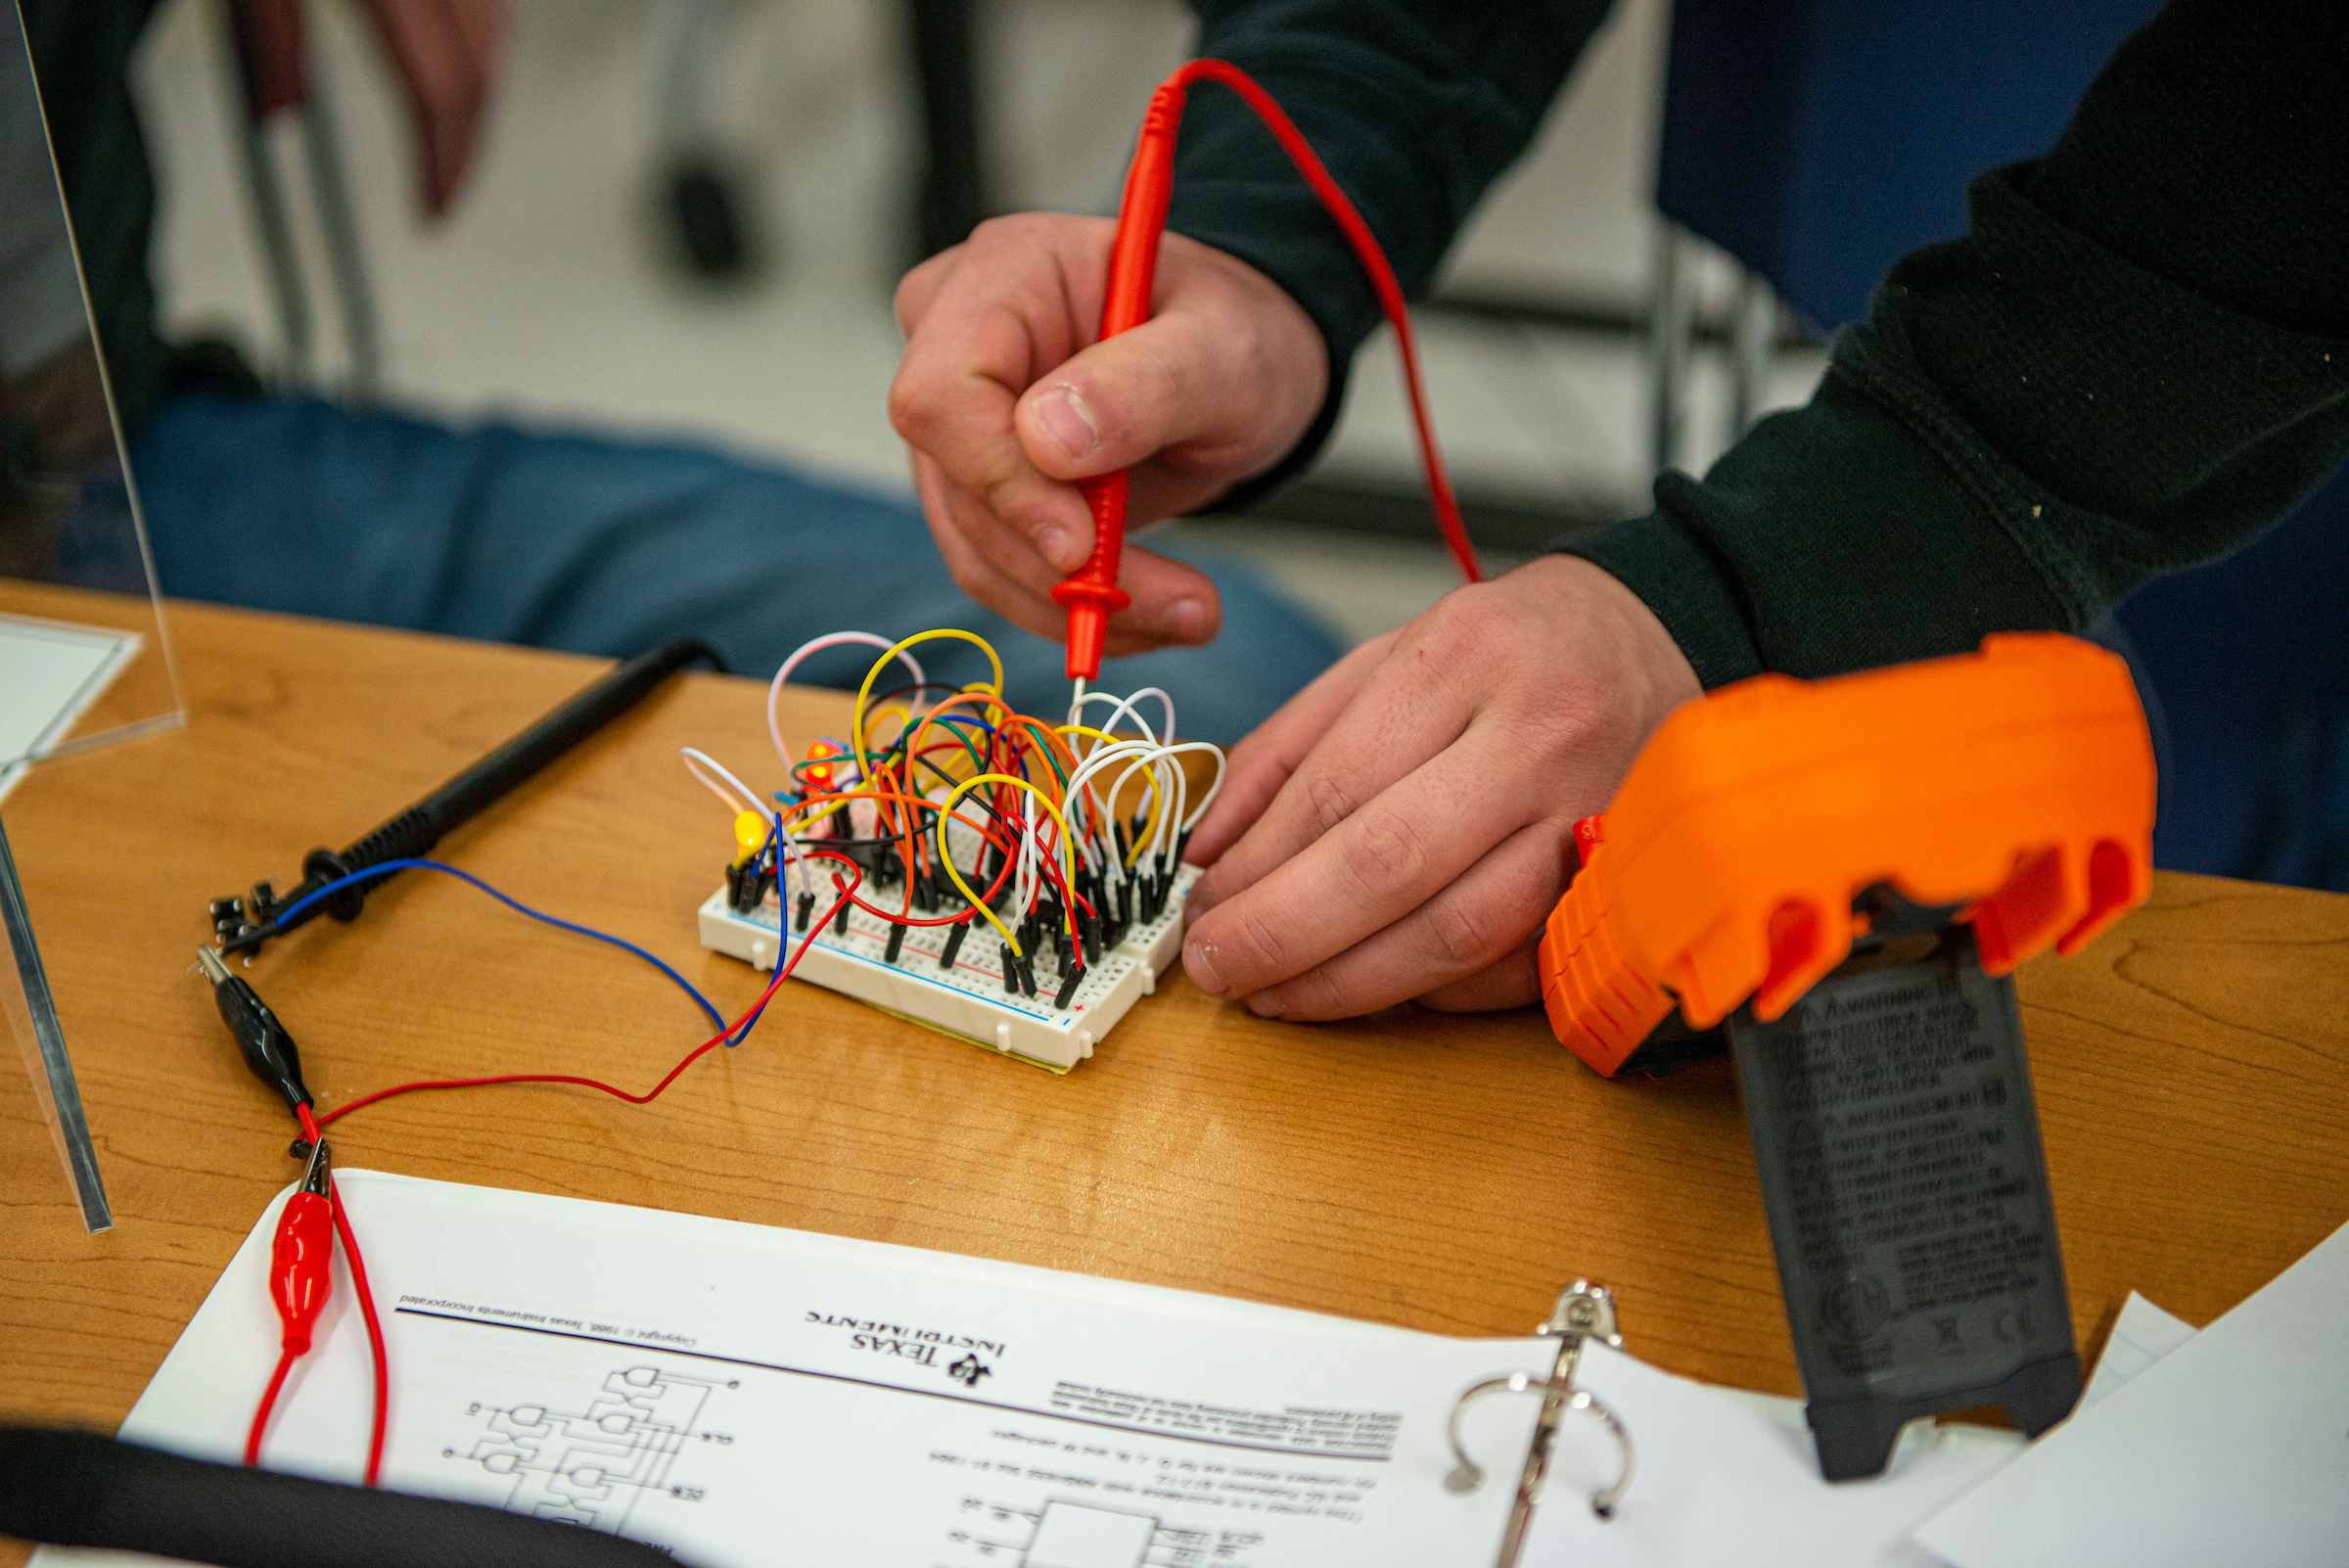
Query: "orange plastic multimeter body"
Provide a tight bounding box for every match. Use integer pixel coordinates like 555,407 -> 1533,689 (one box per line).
1538,633 -> 2156,1077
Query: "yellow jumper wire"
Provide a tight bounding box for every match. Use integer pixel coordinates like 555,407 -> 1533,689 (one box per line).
932,772 -> 1078,957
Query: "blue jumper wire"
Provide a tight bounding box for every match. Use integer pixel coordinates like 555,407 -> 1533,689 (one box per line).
270,856 -> 769,1046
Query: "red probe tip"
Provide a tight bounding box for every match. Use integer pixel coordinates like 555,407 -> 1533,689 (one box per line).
1062,606 -> 1108,682
1050,581 -> 1129,681
1055,471 -> 1135,680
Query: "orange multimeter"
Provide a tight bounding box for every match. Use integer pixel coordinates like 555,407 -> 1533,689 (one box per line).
1535,633 -> 2157,1482
1539,631 -> 2155,1078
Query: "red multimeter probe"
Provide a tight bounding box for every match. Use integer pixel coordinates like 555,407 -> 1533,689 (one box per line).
1054,59 -> 1481,679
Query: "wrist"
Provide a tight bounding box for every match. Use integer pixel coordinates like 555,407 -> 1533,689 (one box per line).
1514,554 -> 1702,740
1550,515 -> 1760,692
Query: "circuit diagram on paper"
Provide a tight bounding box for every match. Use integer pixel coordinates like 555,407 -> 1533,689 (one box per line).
946,1496 -> 1264,1568
443,1364 -> 733,1533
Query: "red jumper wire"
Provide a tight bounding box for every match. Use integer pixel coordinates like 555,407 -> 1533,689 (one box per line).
1053,57 -> 1481,679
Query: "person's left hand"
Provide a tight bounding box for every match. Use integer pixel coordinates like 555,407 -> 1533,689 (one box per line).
231,0 -> 505,217
354,0 -> 507,216
1179,555 -> 1702,1019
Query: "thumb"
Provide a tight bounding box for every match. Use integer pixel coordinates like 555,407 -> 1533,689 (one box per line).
1013,311 -> 1233,482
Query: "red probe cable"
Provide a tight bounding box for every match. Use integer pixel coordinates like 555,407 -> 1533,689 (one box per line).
1054,57 -> 1482,680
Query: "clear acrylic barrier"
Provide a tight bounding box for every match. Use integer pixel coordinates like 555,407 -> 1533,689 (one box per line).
2,3 -> 189,1230
1,812 -> 105,1229
2,4 -> 183,779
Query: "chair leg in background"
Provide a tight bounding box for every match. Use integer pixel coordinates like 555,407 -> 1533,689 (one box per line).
654,0 -> 757,282
906,0 -> 987,263
1727,267 -> 1776,443
219,4 -> 314,382
1646,220 -> 1692,476
300,72 -> 383,398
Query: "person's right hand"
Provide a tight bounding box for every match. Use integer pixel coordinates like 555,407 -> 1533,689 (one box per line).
889,214 -> 1327,658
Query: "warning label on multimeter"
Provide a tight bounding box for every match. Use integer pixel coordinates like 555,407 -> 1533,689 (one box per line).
1772,967 -> 2050,1343
1732,925 -> 2081,1480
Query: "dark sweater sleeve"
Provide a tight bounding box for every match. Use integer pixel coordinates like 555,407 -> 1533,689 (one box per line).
1561,0 -> 2349,688
1165,0 -> 1615,507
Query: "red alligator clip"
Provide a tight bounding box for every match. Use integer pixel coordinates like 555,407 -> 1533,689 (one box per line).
272,1138 -> 336,1354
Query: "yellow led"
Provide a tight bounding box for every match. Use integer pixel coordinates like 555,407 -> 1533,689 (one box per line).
733,809 -> 767,864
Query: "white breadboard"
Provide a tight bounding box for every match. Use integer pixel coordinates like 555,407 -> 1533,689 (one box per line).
697,865 -> 1197,1072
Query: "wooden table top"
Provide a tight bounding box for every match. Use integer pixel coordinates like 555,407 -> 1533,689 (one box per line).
5,584 -> 2347,1518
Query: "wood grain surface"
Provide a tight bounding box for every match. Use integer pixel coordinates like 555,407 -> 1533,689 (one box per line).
4,585 -> 2346,1547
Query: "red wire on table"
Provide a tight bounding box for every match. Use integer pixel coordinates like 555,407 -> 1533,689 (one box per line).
243,1347 -> 298,1469
332,1198 -> 389,1486
312,854 -> 861,1133
299,1098 -> 391,1489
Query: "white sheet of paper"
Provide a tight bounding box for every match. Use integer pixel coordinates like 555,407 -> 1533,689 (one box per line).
0,611 -> 139,797
1916,1220 -> 2349,1568
36,1172 -> 1561,1568
2077,1291 -> 2198,1413
1518,1341 -> 2021,1568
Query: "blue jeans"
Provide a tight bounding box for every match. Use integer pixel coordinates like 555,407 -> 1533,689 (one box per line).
127,390 -> 1343,747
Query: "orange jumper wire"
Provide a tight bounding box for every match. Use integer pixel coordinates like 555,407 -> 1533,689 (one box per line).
1054,58 -> 1481,679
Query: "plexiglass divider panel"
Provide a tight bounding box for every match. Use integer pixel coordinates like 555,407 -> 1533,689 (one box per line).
2,2 -> 193,1229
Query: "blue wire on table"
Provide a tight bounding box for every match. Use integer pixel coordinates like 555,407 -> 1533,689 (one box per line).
269,858 -> 760,1045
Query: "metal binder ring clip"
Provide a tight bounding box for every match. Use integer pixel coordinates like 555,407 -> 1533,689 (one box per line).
1445,1376 -> 1635,1520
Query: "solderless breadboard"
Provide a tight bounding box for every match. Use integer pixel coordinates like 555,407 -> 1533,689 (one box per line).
696,865 -> 1197,1072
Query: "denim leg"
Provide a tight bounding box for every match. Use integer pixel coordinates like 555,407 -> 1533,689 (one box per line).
129,390 -> 1342,745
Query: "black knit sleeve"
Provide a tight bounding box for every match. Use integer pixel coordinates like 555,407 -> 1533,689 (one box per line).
1560,0 -> 2349,688
1164,0 -> 1615,507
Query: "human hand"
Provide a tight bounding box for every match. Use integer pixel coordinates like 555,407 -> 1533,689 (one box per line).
889,213 -> 1327,658
1179,555 -> 1702,1018
354,0 -> 507,216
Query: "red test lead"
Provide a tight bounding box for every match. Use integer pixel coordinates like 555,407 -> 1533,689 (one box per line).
1054,58 -> 1481,680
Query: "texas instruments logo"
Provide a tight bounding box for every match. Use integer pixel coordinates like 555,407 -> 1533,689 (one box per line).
806,1312 -> 1004,1385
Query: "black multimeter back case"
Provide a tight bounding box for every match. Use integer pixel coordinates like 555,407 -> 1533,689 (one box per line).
1729,920 -> 2082,1481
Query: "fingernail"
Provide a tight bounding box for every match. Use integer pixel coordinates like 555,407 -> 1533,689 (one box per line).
1185,938 -> 1226,996
1161,598 -> 1208,640
1036,526 -> 1073,569
1245,991 -> 1282,1019
1035,384 -> 1098,463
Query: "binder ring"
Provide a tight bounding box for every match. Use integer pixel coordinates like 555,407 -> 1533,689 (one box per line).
1445,1373 -> 1635,1519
